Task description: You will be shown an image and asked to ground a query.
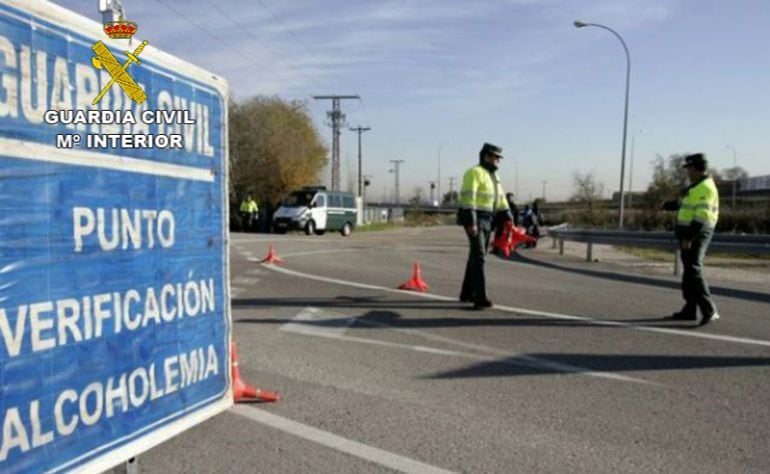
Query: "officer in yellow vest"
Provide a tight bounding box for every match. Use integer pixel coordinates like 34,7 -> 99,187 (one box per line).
239,195 -> 259,232
670,153 -> 720,326
457,143 -> 512,309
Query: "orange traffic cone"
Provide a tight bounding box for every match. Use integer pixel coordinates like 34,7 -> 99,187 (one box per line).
511,225 -> 537,248
492,222 -> 537,257
231,341 -> 280,403
260,244 -> 285,264
398,260 -> 429,292
491,222 -> 514,257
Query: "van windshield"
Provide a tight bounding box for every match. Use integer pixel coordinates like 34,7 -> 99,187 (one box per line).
287,191 -> 315,207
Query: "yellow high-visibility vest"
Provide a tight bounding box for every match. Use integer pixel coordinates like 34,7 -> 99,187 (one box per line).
240,199 -> 258,213
677,176 -> 719,229
459,165 -> 508,214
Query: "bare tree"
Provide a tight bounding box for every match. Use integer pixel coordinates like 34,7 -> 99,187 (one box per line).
442,190 -> 458,207
408,186 -> 425,207
721,166 -> 749,181
571,170 -> 604,212
643,154 -> 688,209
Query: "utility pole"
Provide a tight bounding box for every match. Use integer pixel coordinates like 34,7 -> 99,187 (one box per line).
389,160 -> 404,205
349,126 -> 371,197
362,174 -> 372,206
448,177 -> 457,206
313,95 -> 360,190
428,181 -> 437,206
437,144 -> 443,210
541,181 -> 548,201
726,145 -> 738,208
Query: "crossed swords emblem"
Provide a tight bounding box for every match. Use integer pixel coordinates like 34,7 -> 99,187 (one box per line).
91,40 -> 149,105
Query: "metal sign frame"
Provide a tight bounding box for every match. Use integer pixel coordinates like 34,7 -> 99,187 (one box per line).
0,1 -> 232,472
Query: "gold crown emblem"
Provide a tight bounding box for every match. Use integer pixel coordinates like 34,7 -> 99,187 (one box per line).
103,16 -> 137,39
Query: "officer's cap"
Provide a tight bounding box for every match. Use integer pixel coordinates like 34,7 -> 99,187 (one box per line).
481,142 -> 503,158
682,153 -> 707,169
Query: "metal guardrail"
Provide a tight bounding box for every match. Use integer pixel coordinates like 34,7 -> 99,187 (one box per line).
547,227 -> 770,275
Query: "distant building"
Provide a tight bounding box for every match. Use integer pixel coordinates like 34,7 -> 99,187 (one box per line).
740,175 -> 770,195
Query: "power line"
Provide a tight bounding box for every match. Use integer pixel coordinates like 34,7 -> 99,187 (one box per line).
349,126 -> 372,197
313,95 -> 360,191
202,0 -> 322,95
155,0 -> 319,98
390,159 -> 405,205
252,0 -> 321,65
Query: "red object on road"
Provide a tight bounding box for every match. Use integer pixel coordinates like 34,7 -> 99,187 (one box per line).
398,260 -> 429,292
492,222 -> 537,257
260,244 -> 285,264
231,341 -> 280,403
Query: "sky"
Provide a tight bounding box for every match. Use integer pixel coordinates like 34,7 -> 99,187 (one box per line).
53,0 -> 770,203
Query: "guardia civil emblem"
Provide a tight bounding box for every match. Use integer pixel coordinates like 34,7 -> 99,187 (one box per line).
91,16 -> 148,105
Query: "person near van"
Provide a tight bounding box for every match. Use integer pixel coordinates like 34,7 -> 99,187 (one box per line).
457,142 -> 511,309
521,204 -> 540,248
668,153 -> 720,326
239,194 -> 259,231
507,193 -> 519,227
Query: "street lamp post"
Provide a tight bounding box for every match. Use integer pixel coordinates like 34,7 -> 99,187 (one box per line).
510,155 -> 519,197
726,145 -> 737,208
349,126 -> 371,198
628,128 -> 644,211
389,160 -> 404,205
437,144 -> 443,210
574,20 -> 631,229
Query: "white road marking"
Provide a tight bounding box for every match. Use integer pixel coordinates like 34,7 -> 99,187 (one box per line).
230,405 -> 456,474
280,307 -> 356,338
233,277 -> 261,286
279,249 -> 363,257
263,264 -> 770,348
278,320 -> 656,385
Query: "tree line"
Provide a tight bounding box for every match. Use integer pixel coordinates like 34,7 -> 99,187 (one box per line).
229,96 -> 327,209
569,155 -> 767,232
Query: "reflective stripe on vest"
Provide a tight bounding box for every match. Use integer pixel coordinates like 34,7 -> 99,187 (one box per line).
676,177 -> 719,229
458,165 -> 508,213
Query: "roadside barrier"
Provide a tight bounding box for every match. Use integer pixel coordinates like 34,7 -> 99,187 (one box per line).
260,244 -> 285,264
231,341 -> 280,403
548,227 -> 770,275
398,260 -> 429,292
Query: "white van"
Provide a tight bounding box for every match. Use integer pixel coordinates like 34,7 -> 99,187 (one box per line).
272,187 -> 357,236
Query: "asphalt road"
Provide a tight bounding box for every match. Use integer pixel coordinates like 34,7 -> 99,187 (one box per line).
137,226 -> 770,473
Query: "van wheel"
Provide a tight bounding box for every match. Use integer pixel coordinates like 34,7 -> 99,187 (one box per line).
305,220 -> 316,236
314,229 -> 326,236
340,222 -> 352,237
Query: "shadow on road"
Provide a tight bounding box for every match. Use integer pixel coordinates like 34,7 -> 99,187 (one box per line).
507,252 -> 770,304
233,302 -> 700,331
424,353 -> 770,379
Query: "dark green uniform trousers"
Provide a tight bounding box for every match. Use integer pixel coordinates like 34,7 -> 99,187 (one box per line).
460,222 -> 492,303
680,230 -> 717,317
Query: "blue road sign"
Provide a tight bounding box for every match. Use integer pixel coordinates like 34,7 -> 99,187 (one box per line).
0,1 -> 232,472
